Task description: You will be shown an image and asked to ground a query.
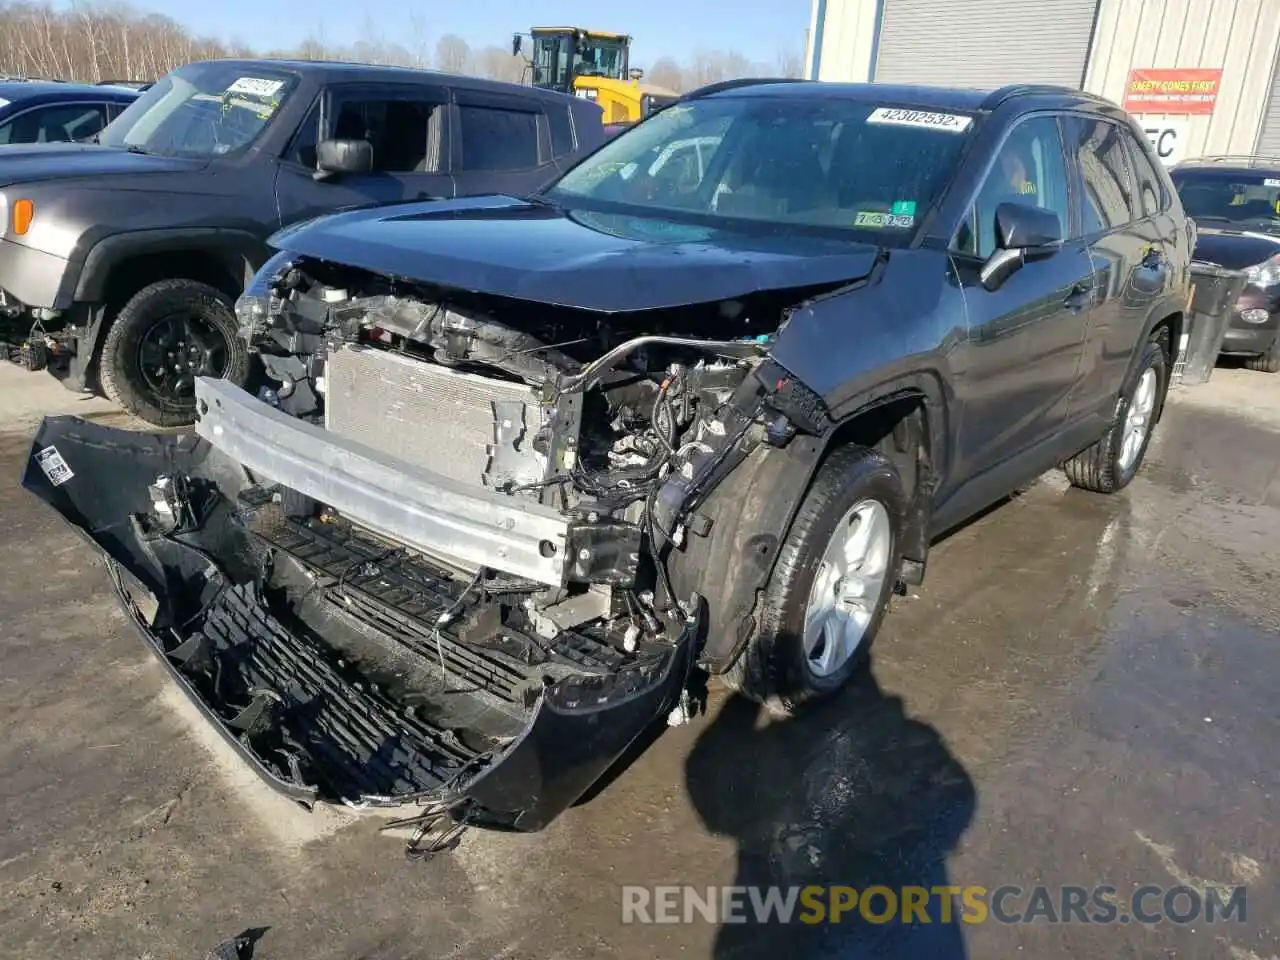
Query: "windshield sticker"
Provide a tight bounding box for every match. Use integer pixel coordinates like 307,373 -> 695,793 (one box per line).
35,446 -> 74,487
1265,178 -> 1280,187
867,107 -> 972,133
855,211 -> 915,229
891,200 -> 917,216
226,77 -> 285,99
0,97 -> 9,109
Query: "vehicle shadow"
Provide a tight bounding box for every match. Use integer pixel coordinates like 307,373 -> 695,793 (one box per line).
685,665 -> 976,959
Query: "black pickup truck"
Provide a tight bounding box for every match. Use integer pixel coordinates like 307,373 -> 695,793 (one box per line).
25,80 -> 1190,852
0,58 -> 604,425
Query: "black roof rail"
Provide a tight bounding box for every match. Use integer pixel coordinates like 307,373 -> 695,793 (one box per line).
680,77 -> 807,101
979,83 -> 1104,110
1180,154 -> 1280,168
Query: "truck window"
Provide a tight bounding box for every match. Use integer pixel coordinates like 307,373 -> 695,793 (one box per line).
458,104 -> 540,171
0,103 -> 108,144
955,115 -> 1071,258
1067,116 -> 1136,235
289,94 -> 446,173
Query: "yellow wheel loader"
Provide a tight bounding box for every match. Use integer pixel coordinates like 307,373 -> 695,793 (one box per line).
512,27 -> 680,125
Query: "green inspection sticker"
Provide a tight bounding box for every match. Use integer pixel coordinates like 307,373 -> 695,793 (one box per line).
891,200 -> 917,216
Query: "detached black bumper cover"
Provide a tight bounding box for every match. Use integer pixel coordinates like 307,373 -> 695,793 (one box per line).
22,415 -> 694,833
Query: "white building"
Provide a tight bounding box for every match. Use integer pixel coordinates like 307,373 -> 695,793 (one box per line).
804,0 -> 1280,164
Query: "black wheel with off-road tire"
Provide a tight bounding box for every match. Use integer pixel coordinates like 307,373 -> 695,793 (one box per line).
1062,334 -> 1168,494
1243,339 -> 1280,373
100,279 -> 248,427
722,445 -> 907,715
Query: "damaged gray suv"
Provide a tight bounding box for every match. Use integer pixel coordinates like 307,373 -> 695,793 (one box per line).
25,79 -> 1190,851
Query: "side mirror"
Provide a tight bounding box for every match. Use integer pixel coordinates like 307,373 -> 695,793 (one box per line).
630,68 -> 644,81
313,138 -> 373,181
979,202 -> 1062,291
512,33 -> 523,57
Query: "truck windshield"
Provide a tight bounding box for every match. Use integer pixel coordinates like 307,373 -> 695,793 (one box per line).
1171,169 -> 1280,233
544,96 -> 976,242
532,32 -> 628,91
99,62 -> 296,159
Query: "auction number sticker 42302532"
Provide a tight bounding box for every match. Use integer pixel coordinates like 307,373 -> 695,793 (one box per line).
866,107 -> 973,133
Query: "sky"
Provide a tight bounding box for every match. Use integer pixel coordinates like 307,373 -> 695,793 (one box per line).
114,0 -> 811,69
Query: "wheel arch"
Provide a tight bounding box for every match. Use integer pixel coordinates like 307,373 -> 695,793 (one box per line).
669,371 -> 949,674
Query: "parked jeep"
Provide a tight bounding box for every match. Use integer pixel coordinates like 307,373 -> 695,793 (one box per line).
25,80 -> 1190,848
0,58 -> 604,425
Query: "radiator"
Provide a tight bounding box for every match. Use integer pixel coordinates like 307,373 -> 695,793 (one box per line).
323,345 -> 547,489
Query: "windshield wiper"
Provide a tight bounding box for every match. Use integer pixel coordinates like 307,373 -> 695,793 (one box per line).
123,144 -> 150,155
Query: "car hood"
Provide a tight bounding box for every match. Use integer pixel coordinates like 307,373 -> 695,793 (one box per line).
0,144 -> 204,187
1192,224 -> 1280,270
268,195 -> 881,311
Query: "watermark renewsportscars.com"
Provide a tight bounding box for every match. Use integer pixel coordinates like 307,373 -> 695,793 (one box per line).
621,884 -> 1248,926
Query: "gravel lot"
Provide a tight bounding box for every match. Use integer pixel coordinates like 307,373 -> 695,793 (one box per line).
0,361 -> 1276,960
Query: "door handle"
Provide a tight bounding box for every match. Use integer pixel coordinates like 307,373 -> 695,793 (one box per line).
1064,282 -> 1091,310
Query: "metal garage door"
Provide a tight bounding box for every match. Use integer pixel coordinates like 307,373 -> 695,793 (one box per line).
1255,43 -> 1280,155
873,0 -> 1101,89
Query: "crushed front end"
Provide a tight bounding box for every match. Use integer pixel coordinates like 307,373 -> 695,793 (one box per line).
24,252 -> 814,843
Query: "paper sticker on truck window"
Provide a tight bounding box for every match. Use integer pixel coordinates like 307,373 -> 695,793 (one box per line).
855,211 -> 914,229
35,446 -> 74,487
226,77 -> 285,98
867,107 -> 972,133
1265,178 -> 1280,187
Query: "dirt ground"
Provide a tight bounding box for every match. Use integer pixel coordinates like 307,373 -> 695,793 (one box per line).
0,360 -> 1277,960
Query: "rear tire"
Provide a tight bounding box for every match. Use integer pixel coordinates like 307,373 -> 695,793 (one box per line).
100,279 -> 247,427
722,445 -> 907,715
1063,336 -> 1167,493
1243,340 -> 1280,373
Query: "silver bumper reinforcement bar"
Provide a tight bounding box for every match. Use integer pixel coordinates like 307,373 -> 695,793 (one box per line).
193,377 -> 569,586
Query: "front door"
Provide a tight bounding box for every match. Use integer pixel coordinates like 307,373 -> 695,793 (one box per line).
950,114 -> 1094,482
273,83 -> 455,227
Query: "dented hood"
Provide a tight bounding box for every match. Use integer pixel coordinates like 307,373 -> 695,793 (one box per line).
267,195 -> 880,311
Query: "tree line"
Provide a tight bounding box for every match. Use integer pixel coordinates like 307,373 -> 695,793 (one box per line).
0,2 -> 802,91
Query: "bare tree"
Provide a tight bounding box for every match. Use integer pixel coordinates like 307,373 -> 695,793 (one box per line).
434,33 -> 470,75
645,55 -> 683,93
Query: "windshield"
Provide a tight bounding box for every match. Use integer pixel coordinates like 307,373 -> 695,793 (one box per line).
545,96 -> 976,241
532,33 -> 629,90
1171,169 -> 1280,232
99,62 -> 296,159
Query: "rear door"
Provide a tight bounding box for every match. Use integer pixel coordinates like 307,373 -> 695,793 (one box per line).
274,82 -> 454,226
1062,115 -> 1172,428
949,113 -> 1095,480
449,89 -> 559,198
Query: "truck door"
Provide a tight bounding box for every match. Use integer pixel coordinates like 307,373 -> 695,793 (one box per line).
273,82 -> 455,227
948,114 -> 1094,483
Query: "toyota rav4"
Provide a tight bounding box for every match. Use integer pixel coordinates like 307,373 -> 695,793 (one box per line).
25,80 -> 1190,851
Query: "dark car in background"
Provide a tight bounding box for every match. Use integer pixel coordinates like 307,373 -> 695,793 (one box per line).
0,59 -> 605,426
1170,157 -> 1280,372
0,80 -> 138,144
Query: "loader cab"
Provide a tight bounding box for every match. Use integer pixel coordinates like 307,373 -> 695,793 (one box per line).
523,28 -> 632,97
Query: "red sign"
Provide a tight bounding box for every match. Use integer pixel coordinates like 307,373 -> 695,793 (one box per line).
1124,68 -> 1222,115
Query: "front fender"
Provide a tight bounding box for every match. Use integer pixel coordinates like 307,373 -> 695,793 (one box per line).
73,227 -> 269,303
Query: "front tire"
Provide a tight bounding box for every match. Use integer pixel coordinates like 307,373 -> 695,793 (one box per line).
1063,336 -> 1167,493
1243,339 -> 1280,373
100,279 -> 247,427
722,445 -> 907,715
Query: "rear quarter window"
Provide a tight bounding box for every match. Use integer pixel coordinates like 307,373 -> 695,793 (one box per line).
549,105 -> 575,157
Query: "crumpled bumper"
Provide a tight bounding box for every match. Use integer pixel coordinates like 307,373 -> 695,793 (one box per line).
22,414 -> 694,833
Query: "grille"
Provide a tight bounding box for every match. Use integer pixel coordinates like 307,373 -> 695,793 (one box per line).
324,345 -> 545,488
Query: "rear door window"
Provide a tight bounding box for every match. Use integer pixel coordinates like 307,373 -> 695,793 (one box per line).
1067,116 -> 1136,235
1122,127 -> 1168,218
0,103 -> 109,144
457,103 -> 541,171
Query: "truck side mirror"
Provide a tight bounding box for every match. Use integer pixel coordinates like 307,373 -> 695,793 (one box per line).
979,202 -> 1062,291
512,33 -> 523,57
313,138 -> 373,181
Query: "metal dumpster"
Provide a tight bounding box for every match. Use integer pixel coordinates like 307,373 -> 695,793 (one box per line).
1175,261 -> 1248,385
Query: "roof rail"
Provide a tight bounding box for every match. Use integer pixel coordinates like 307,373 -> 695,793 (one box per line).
680,77 -> 806,101
1181,154 -> 1280,167
979,83 -> 1101,110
